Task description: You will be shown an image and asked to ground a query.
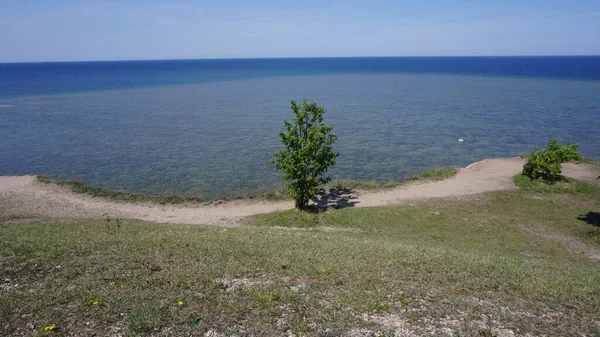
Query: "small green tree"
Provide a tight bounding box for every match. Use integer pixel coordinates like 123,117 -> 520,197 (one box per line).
271,99 -> 339,210
522,138 -> 582,182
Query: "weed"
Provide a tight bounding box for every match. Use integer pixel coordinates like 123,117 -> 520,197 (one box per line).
102,212 -> 122,233
477,328 -> 493,336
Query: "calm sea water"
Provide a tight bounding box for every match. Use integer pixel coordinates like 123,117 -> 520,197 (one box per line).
1,57 -> 599,198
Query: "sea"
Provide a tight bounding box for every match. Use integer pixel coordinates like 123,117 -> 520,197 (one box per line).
1,57 -> 599,199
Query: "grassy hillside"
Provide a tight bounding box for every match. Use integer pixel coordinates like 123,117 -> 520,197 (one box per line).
1,179 -> 599,336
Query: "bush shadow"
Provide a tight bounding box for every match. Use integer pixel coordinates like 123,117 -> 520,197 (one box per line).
311,187 -> 359,210
541,175 -> 570,185
577,212 -> 600,228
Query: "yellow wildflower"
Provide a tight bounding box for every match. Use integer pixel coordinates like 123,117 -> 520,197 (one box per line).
92,301 -> 99,305
43,324 -> 55,331
178,300 -> 184,306
110,281 -> 116,286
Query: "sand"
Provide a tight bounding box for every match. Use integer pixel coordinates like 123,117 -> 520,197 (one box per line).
0,158 -> 597,226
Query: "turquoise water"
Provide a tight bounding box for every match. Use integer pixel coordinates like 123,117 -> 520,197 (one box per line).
1,72 -> 599,199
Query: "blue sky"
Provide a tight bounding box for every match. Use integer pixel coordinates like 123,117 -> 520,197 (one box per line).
1,0 -> 599,62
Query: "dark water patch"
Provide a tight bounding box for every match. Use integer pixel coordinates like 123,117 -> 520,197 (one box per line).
1,56 -> 600,99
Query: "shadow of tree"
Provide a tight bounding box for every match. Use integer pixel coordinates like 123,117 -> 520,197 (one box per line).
577,212 -> 600,228
311,187 -> 359,210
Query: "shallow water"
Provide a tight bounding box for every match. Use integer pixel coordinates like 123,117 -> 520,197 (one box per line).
1,72 -> 599,198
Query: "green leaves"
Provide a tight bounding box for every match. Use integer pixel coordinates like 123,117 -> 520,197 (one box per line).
522,138 -> 582,182
270,100 -> 339,210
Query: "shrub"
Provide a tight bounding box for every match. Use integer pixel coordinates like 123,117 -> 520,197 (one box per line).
270,99 -> 339,210
522,139 -> 581,182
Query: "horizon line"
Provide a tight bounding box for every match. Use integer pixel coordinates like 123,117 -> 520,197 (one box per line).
2,54 -> 600,65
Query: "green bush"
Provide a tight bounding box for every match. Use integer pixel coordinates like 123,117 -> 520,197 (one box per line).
522,139 -> 582,182
270,100 -> 339,210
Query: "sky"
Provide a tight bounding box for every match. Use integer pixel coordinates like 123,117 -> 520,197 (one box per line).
1,0 -> 599,62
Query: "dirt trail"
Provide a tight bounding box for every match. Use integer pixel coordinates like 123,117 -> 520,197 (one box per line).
0,158 -> 597,226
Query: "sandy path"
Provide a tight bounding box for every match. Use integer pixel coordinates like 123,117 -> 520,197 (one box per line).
0,158 -> 597,226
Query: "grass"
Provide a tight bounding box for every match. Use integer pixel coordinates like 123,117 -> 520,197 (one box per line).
36,175 -> 206,205
36,166 -> 458,205
514,173 -> 599,195
227,187 -> 288,202
578,157 -> 600,167
329,166 -> 458,191
2,178 -> 599,336
37,174 -> 291,204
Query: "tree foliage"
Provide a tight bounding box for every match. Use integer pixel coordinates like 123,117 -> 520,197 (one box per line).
270,100 -> 339,210
522,139 -> 582,182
